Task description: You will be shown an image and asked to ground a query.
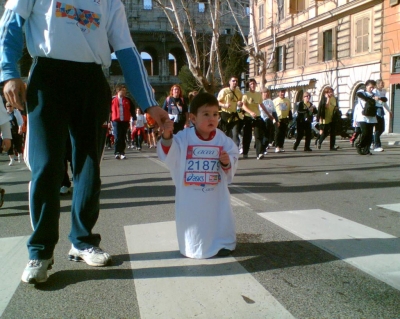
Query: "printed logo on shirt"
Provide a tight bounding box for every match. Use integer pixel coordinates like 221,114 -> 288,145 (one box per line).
56,2 -> 101,33
184,145 -> 222,186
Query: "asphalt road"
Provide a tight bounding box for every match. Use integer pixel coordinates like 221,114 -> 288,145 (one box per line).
0,133 -> 399,319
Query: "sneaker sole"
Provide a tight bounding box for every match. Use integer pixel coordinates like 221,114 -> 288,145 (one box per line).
68,254 -> 112,267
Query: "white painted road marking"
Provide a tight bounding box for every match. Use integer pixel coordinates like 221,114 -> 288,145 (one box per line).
0,236 -> 29,317
259,209 -> 400,291
377,203 -> 400,213
124,221 -> 294,319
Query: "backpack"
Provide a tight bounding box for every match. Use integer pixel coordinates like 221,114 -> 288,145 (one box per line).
362,97 -> 377,117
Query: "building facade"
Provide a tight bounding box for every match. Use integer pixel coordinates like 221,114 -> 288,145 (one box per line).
382,0 -> 400,133
251,0 -> 397,133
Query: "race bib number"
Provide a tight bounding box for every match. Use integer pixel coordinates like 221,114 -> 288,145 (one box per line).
185,145 -> 222,185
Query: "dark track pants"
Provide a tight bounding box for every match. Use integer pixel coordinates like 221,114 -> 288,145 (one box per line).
25,57 -> 110,260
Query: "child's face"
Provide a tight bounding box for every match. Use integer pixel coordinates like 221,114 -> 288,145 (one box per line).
190,105 -> 219,138
366,84 -> 375,93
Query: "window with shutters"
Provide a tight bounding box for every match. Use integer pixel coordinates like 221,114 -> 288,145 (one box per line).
277,0 -> 285,21
317,28 -> 336,62
289,0 -> 306,14
275,46 -> 286,71
259,4 -> 265,30
355,16 -> 370,54
324,30 -> 333,61
296,38 -> 307,66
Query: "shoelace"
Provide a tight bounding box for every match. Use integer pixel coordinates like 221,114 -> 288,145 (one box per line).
28,260 -> 46,267
84,247 -> 103,254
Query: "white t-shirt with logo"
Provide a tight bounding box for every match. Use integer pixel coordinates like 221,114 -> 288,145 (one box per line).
157,128 -> 239,259
6,0 -> 133,67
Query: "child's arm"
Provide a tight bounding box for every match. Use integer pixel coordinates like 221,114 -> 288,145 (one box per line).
160,120 -> 174,154
219,150 -> 231,171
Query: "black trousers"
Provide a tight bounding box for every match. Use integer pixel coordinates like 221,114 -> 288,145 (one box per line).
275,120 -> 288,148
294,120 -> 312,150
318,122 -> 336,149
242,117 -> 264,156
374,116 -> 385,148
112,121 -> 130,155
220,112 -> 243,147
358,122 -> 374,154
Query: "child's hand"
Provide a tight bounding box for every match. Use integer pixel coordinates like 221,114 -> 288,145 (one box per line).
162,119 -> 174,139
219,150 -> 230,166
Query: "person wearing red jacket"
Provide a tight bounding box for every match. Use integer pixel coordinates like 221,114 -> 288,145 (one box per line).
111,84 -> 135,159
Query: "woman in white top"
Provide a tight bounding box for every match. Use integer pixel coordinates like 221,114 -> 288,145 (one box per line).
353,80 -> 384,155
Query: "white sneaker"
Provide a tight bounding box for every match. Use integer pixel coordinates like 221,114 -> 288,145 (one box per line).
8,159 -> 14,166
239,148 -> 243,154
60,186 -> 71,195
21,257 -> 54,284
275,147 -> 281,153
120,154 -> 126,159
257,154 -> 264,160
374,147 -> 384,152
68,245 -> 111,267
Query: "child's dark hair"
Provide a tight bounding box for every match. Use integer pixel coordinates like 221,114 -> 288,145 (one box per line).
189,92 -> 218,115
365,80 -> 376,87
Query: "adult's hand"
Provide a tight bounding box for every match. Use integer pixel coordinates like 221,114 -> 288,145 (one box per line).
147,106 -> 172,130
3,78 -> 26,111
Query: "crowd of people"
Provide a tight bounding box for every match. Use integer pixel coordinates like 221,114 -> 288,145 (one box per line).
215,76 -> 392,158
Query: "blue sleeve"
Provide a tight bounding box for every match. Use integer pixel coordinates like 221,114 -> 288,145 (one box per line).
0,10 -> 25,82
115,47 -> 158,112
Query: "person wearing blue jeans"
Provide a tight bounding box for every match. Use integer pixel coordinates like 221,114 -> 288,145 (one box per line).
0,0 -> 170,284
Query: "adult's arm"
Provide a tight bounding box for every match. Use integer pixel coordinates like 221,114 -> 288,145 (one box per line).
0,10 -> 26,109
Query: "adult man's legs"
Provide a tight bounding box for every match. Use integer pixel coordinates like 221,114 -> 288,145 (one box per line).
67,64 -> 111,266
113,121 -> 129,157
22,58 -> 72,283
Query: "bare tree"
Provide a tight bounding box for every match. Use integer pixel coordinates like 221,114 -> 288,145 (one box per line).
154,0 -> 225,93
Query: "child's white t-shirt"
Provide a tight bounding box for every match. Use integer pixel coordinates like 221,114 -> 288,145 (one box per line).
157,128 -> 239,259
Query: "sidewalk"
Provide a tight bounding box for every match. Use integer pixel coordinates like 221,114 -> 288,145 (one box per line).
383,133 -> 400,145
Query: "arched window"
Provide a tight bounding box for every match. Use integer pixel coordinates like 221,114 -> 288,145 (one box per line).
141,52 -> 153,76
169,53 -> 177,76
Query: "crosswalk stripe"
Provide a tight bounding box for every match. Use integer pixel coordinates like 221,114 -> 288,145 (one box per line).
124,221 -> 295,319
0,236 -> 29,317
259,209 -> 400,291
230,185 -> 276,203
230,195 -> 251,207
377,203 -> 400,213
